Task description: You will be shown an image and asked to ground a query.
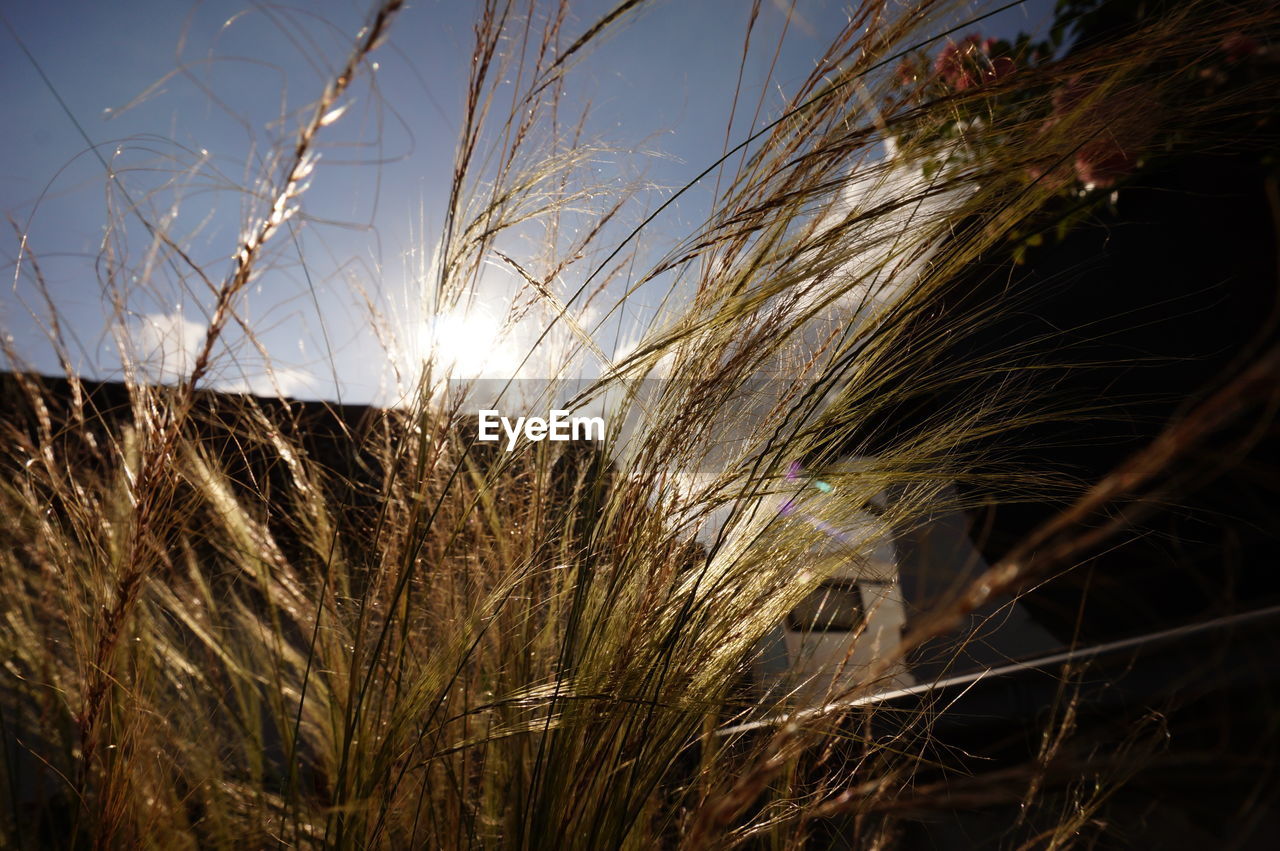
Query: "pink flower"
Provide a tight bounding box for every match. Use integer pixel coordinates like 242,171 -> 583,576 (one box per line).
1050,74 -> 1089,114
1222,33 -> 1263,63
1042,76 -> 1154,189
1024,154 -> 1074,192
988,55 -> 1016,82
934,35 -> 985,90
933,34 -> 1013,91
1074,137 -> 1137,188
896,59 -> 918,87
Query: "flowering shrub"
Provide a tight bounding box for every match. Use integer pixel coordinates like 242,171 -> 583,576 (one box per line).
885,6 -> 1277,261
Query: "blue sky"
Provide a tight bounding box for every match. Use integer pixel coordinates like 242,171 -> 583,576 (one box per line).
1,0 -> 1055,404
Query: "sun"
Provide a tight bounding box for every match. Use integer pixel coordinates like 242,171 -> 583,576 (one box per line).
417,307 -> 521,380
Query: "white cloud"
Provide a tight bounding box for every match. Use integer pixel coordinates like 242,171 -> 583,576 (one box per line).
217,365 -> 315,399
126,312 -> 316,398
128,312 -> 206,382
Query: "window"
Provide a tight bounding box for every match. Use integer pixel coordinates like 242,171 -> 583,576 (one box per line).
786,580 -> 865,632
